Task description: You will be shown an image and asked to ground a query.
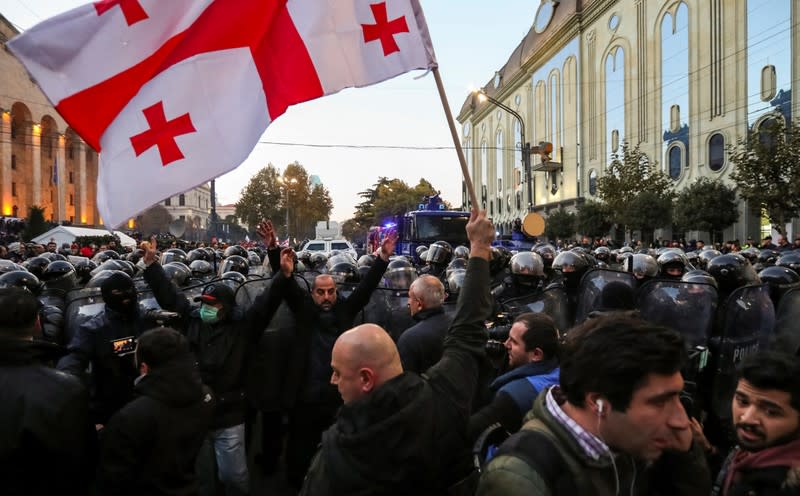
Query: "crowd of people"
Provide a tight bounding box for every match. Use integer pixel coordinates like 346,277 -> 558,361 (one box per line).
1,213 -> 800,496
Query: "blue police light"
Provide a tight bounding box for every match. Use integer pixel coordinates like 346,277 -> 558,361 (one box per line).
383,222 -> 397,229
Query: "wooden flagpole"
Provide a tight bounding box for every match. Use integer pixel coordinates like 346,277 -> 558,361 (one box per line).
432,67 -> 479,210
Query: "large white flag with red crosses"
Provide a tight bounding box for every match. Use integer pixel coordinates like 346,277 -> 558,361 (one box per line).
9,0 -> 437,228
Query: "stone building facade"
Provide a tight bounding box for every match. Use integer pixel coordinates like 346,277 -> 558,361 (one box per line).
0,14 -> 100,225
458,0 -> 799,240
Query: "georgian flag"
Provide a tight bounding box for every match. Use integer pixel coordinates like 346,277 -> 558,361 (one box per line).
9,0 -> 437,228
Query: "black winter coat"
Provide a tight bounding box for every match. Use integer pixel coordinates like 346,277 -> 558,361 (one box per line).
396,306 -> 453,374
97,356 -> 215,496
272,256 -> 389,409
58,307 -> 154,424
143,261 -> 284,428
0,338 -> 95,496
300,257 -> 491,496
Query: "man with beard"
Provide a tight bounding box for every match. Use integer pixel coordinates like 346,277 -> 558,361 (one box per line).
271,230 -> 396,488
712,351 -> 800,495
58,271 -> 154,427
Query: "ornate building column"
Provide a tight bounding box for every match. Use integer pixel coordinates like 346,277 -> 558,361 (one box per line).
32,124 -> 41,206
0,111 -> 11,215
57,135 -> 66,222
78,141 -> 87,224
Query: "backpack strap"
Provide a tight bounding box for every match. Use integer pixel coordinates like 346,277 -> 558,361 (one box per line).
493,419 -> 583,494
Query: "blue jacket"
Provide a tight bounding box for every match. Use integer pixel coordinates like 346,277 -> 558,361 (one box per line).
469,359 -> 559,441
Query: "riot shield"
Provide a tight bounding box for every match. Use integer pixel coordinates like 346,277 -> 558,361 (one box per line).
38,287 -> 67,311
775,288 -> 800,342
235,277 -> 272,308
64,287 -> 107,346
574,269 -> 637,325
501,286 -> 571,333
710,284 -> 776,419
359,287 -> 415,341
637,279 -> 718,347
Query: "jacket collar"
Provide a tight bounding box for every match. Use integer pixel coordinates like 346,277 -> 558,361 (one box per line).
491,358 -> 559,390
412,306 -> 445,322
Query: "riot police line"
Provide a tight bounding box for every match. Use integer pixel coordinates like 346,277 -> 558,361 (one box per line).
2,239 -> 800,456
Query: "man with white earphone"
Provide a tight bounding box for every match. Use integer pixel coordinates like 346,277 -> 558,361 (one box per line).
477,314 -> 711,496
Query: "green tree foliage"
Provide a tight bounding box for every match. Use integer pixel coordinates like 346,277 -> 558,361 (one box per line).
729,118 -> 800,234
351,177 -> 445,229
23,205 -> 48,240
624,191 -> 673,244
544,208 -> 575,241
575,201 -> 613,238
341,218 -> 368,243
673,177 -> 739,242
235,162 -> 333,240
235,164 -> 283,229
597,142 -> 674,237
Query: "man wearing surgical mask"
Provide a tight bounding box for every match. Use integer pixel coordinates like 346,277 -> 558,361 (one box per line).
58,271 -> 153,427
142,230 -> 285,496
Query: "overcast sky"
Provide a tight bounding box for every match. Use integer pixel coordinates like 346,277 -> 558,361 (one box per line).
3,0 -> 536,221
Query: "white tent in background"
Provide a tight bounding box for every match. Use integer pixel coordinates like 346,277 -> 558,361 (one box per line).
32,226 -> 137,248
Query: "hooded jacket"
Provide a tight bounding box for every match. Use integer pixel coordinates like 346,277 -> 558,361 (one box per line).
98,356 -> 214,496
477,387 -> 711,496
0,338 -> 95,496
300,257 -> 491,495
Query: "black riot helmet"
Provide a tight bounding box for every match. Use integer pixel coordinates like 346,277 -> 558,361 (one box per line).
223,245 -> 248,259
160,248 -> 187,266
328,260 -> 358,284
510,252 -> 545,286
657,251 -> 689,279
758,265 -> 800,308
593,246 -> 611,263
357,254 -> 376,268
696,249 -> 722,271
74,259 -> 98,285
0,270 -> 43,294
740,247 -> 760,265
309,252 -> 328,271
384,258 -> 417,289
453,245 -> 470,260
426,241 -> 453,266
490,247 -> 512,277
117,260 -> 138,277
100,271 -> 138,316
415,245 -> 429,257
757,248 -> 780,267
532,244 -> 557,270
0,260 -> 24,275
217,255 -> 249,277
127,248 -> 145,265
707,253 -> 759,294
681,269 -> 718,289
163,262 -> 192,287
218,271 -> 247,291
446,257 -> 468,279
189,259 -> 214,278
92,250 -> 120,264
23,256 -> 50,279
187,249 -> 210,264
91,259 -> 129,276
41,260 -> 78,292
776,252 -> 800,275
552,250 -> 589,289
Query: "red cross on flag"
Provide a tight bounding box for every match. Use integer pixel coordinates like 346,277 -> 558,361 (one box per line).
8,0 -> 437,228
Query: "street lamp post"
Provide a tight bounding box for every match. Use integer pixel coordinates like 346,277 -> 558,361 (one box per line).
476,89 -> 534,212
279,176 -> 298,241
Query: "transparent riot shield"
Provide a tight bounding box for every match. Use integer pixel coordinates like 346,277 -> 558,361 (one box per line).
38,286 -> 67,311
775,288 -> 800,342
574,269 -> 637,325
710,284 -> 776,419
235,277 -> 272,308
358,287 -> 415,341
64,287 -> 106,345
637,279 -> 718,347
501,286 -> 571,333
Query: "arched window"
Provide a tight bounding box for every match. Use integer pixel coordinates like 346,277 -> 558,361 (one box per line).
668,145 -> 682,179
605,47 -> 625,163
758,117 -> 780,152
588,169 -> 598,196
708,133 -> 725,171
514,120 -> 522,184
661,4 -> 690,173
179,194 -> 185,206
496,129 -> 504,194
